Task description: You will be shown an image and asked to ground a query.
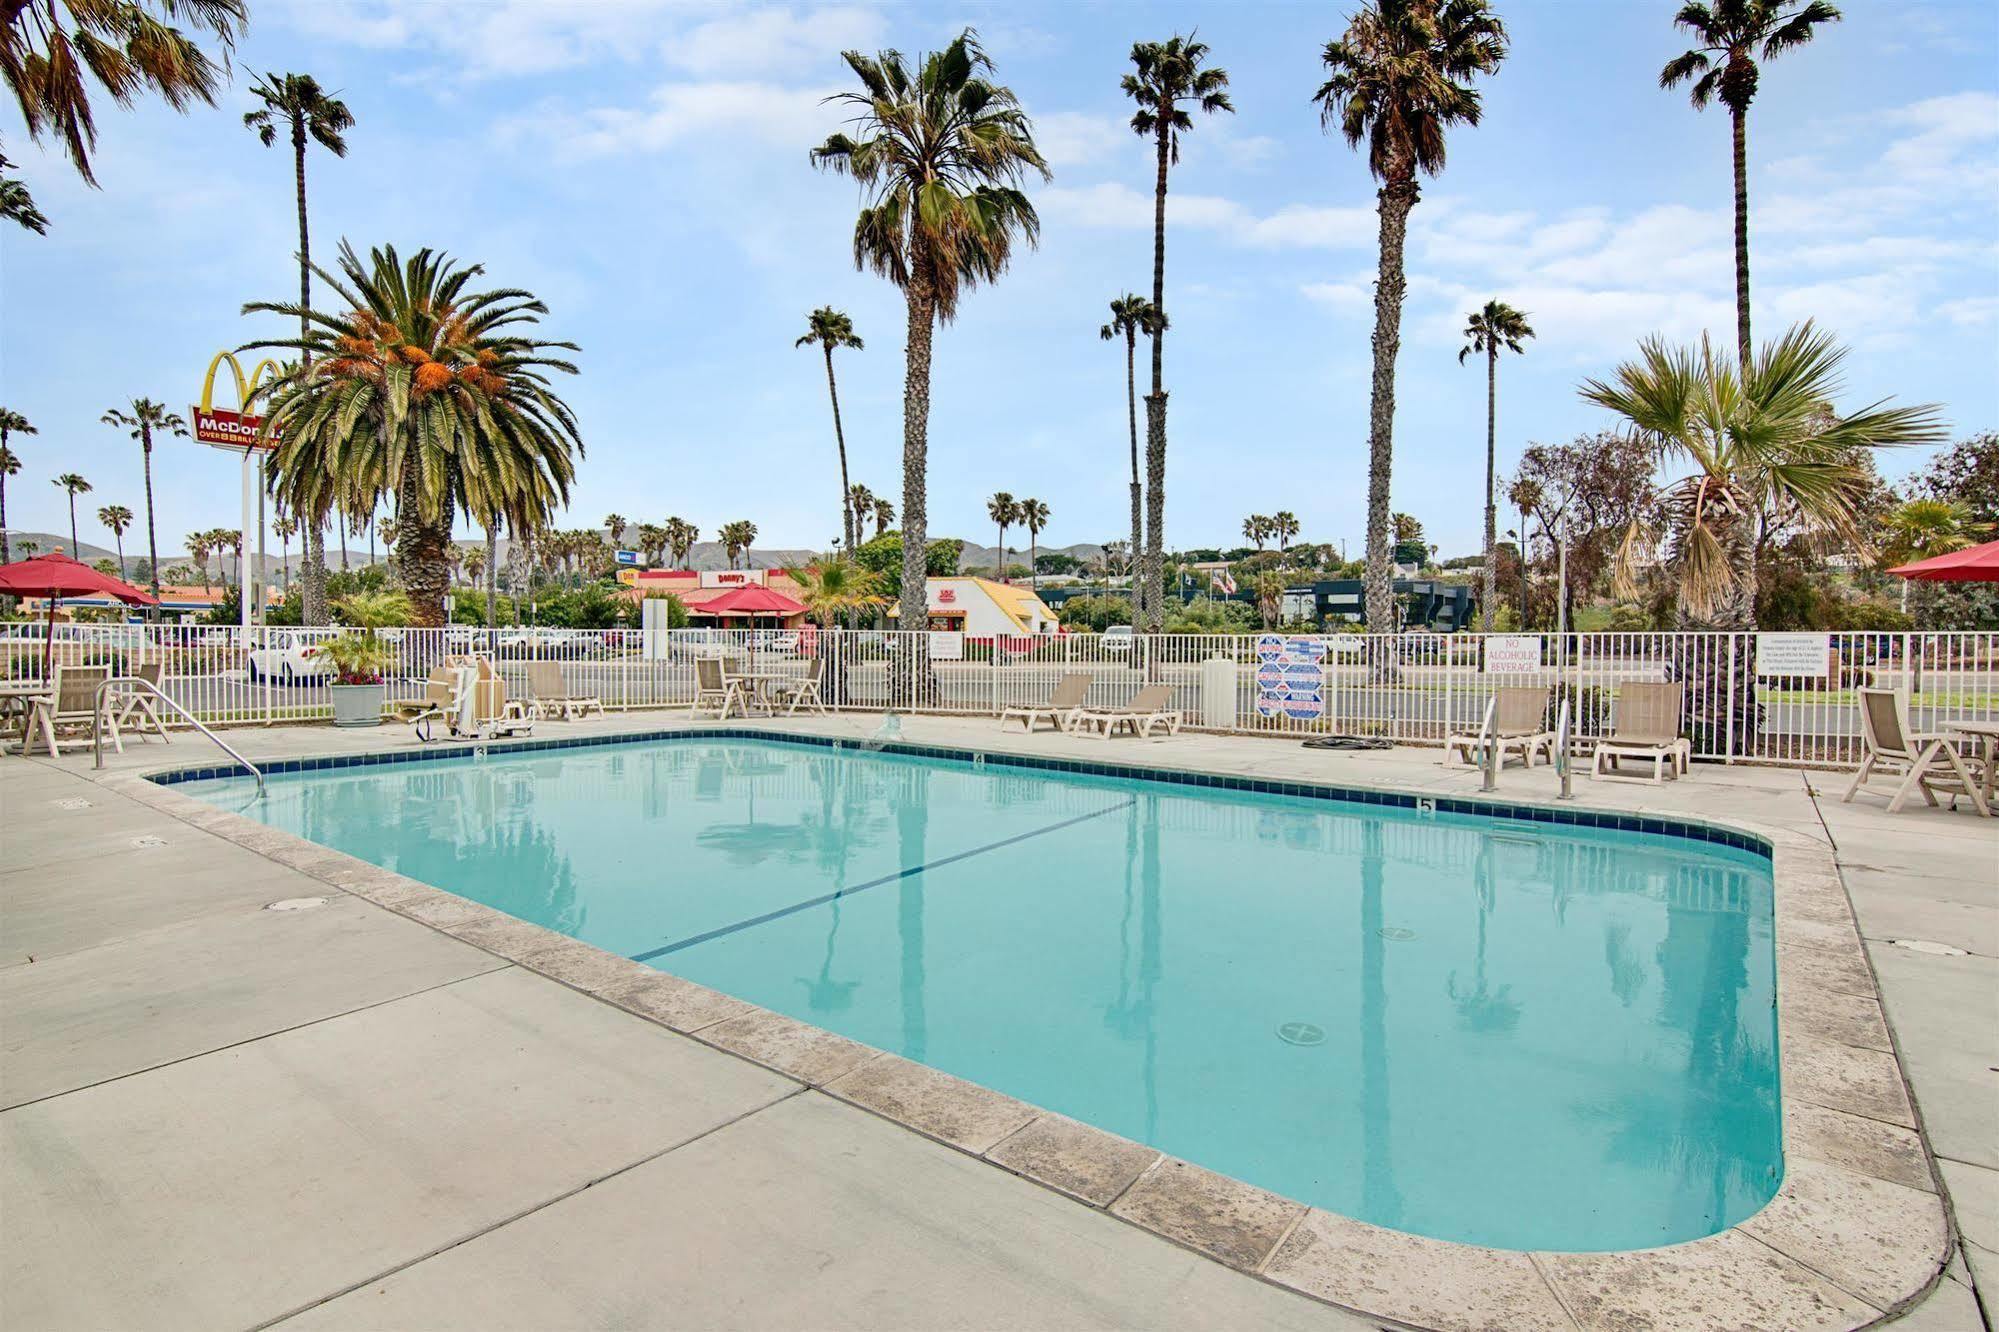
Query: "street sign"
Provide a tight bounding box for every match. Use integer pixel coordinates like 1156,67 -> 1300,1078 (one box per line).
1484,635 -> 1543,674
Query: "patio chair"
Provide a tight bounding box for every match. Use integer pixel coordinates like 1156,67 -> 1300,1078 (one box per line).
1000,673 -> 1091,733
766,656 -> 827,716
1445,686 -> 1553,769
112,659 -> 171,743
24,663 -> 117,756
1843,687 -> 1989,817
692,656 -> 746,719
1073,683 -> 1182,740
1591,682 -> 1689,785
528,658 -> 605,721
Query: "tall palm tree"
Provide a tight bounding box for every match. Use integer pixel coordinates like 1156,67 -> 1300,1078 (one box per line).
1273,510 -> 1300,555
247,243 -> 582,627
1243,514 -> 1270,552
719,520 -> 757,570
50,472 -> 89,553
846,483 -> 874,547
798,307 -> 865,550
273,510 -> 297,587
986,491 -> 1018,580
1581,321 -> 1943,750
218,527 -> 243,583
872,495 -> 894,538
635,522 -> 666,567
97,503 -> 131,572
814,29 -> 1048,640
1316,0 -> 1507,634
603,513 -> 627,547
3,0 -> 246,187
186,531 -> 212,587
245,71 -> 355,624
0,407 -> 34,563
1019,497 -> 1050,589
1100,294 -> 1165,622
1123,35 -> 1231,631
1879,499 -> 1988,568
101,398 -> 184,598
665,517 -> 698,569
1459,299 -> 1534,630
1661,1 -> 1841,373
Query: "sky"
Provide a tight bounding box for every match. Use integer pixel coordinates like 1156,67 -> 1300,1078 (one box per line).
3,0 -> 1996,564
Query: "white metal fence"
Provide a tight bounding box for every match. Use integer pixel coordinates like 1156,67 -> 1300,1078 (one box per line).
5,623 -> 1994,769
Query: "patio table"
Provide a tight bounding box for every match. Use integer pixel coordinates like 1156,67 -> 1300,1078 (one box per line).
1946,718 -> 1999,811
727,671 -> 798,717
0,680 -> 49,750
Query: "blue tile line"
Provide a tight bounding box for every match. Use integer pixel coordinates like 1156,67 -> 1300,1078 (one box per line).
148,726 -> 1772,860
628,797 -> 1138,964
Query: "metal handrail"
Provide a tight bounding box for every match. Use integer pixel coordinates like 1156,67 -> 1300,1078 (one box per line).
92,675 -> 266,796
1555,696 -> 1574,800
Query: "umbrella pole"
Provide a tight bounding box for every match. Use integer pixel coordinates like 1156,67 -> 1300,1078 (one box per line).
42,593 -> 56,679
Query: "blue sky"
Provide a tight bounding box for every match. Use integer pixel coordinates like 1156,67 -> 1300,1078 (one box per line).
4,0 -> 1996,561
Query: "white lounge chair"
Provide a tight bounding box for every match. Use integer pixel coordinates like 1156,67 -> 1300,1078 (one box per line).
1591,682 -> 1689,784
692,657 -> 746,719
1001,673 -> 1091,733
23,663 -> 117,756
1446,686 -> 1554,768
1074,683 -> 1181,740
528,658 -> 605,720
1843,687 -> 1989,817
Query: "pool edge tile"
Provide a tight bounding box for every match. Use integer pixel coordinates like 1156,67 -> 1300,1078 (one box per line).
1107,1156 -> 1305,1274
822,1053 -> 1038,1156
983,1113 -> 1162,1210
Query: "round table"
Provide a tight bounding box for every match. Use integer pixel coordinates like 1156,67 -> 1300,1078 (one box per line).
1946,718 -> 1999,810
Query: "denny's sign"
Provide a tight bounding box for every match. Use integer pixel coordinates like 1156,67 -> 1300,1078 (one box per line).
192,351 -> 281,452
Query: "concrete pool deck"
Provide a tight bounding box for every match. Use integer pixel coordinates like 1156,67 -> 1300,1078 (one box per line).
3,710 -> 1993,1330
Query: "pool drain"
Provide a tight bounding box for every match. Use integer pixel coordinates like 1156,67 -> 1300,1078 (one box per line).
131,835 -> 167,849
265,897 -> 328,912
1277,1021 -> 1327,1047
1378,926 -> 1417,941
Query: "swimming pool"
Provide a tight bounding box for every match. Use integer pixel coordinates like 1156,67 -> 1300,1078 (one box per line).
180,734 -> 1781,1252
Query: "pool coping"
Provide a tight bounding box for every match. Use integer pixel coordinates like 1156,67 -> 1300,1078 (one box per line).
107,723 -> 1952,1332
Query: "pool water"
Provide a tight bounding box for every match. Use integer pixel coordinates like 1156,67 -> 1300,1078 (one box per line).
183,736 -> 1781,1251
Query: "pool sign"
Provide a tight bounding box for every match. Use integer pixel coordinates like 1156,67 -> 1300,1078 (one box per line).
1484,634 -> 1543,674
1255,634 -> 1327,720
1756,632 -> 1830,678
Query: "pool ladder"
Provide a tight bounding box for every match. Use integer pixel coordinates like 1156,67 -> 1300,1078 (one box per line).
1478,694 -> 1575,801
91,675 -> 267,797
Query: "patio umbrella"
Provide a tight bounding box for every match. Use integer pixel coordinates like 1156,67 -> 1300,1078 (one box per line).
1888,539 -> 1999,582
0,553 -> 159,676
700,585 -> 807,672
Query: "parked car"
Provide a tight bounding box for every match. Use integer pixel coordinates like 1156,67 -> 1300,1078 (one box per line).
1101,625 -> 1135,653
247,631 -> 335,683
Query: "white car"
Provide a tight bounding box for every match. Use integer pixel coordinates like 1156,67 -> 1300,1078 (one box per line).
1100,625 -> 1135,653
247,631 -> 336,683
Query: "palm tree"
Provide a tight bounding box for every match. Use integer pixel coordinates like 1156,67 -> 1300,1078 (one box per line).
244,71 -> 354,623
1880,499 -> 1989,568
1100,294 -> 1165,622
1252,569 -> 1286,630
1581,321 -> 1943,750
273,510 -> 297,587
1123,36 -> 1231,631
186,531 -> 212,587
665,517 -> 698,568
0,407 -> 30,565
97,503 -> 132,573
1273,510 -> 1300,556
1459,300 -> 1534,630
986,492 -> 1018,581
462,544 -> 486,589
15,538 -> 36,558
720,520 -> 757,569
1019,497 -> 1050,588
50,472 -> 90,551
814,29 -> 1048,641
1661,1 -> 1841,373
872,495 -> 894,538
216,527 -> 242,583
101,399 -> 183,598
1243,515 -> 1270,552
1,152 -> 49,235
3,0 -> 246,187
846,483 -> 874,547
603,513 -> 627,547
246,243 -> 582,627
790,558 -> 879,628
798,307 -> 865,551
1316,0 -> 1507,634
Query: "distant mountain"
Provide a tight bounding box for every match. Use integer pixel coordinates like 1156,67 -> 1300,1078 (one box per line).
955,540 -> 1105,571
1,531 -> 382,580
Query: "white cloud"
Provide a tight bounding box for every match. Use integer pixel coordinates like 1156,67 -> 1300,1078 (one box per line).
281,0 -> 680,77
547,81 -> 839,157
1300,278 -> 1373,312
1937,296 -> 1999,327
1241,204 -> 1375,249
1034,111 -> 1133,168
1041,184 -> 1372,249
666,6 -> 885,77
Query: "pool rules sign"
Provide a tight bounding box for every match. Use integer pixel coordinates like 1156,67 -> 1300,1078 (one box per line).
1255,635 -> 1327,720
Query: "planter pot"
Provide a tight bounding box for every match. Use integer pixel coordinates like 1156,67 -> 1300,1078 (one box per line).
329,682 -> 387,728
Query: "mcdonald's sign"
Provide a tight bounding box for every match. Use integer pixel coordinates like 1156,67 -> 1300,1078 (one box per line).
192,351 -> 282,452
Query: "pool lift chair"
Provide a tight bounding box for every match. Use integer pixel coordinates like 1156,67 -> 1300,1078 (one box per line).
408,662 -> 535,744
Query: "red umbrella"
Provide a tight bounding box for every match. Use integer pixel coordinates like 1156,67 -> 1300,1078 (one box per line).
699,584 -> 806,617
1888,539 -> 1999,583
0,553 -> 159,675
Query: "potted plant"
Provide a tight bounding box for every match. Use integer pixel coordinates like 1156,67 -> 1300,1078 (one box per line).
323,590 -> 411,727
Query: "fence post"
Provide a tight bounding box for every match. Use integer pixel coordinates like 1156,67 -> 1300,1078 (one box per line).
1723,632 -> 1737,763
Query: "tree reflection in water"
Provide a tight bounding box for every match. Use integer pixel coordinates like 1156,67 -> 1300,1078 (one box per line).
896,760 -> 929,1062
1358,820 -> 1404,1228
1446,839 -> 1523,1035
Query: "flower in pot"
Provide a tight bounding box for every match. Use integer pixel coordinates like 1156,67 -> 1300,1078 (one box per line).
324,590 -> 411,727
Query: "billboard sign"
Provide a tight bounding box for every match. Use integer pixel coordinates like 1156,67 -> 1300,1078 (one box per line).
700,569 -> 767,588
614,549 -> 640,566
191,407 -> 273,452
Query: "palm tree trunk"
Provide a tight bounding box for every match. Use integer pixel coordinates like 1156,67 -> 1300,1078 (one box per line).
485,523 -> 499,628
898,256 -> 938,703
1029,531 -> 1038,590
1731,103 -> 1751,375
141,435 -> 161,599
302,523 -> 328,624
292,115 -> 330,626
1673,522 -> 1760,758
824,347 -> 853,552
1142,115 -> 1171,633
113,530 -> 124,573
994,523 -> 1005,581
0,469 -> 9,565
1362,173 -> 1416,640
1125,330 -> 1144,624
1481,344 -> 1498,632
394,467 -> 451,627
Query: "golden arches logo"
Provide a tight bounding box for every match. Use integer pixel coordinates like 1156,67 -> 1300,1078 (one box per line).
192,351 -> 282,451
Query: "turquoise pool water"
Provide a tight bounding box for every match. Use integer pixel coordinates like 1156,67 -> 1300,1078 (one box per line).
182,737 -> 1781,1251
